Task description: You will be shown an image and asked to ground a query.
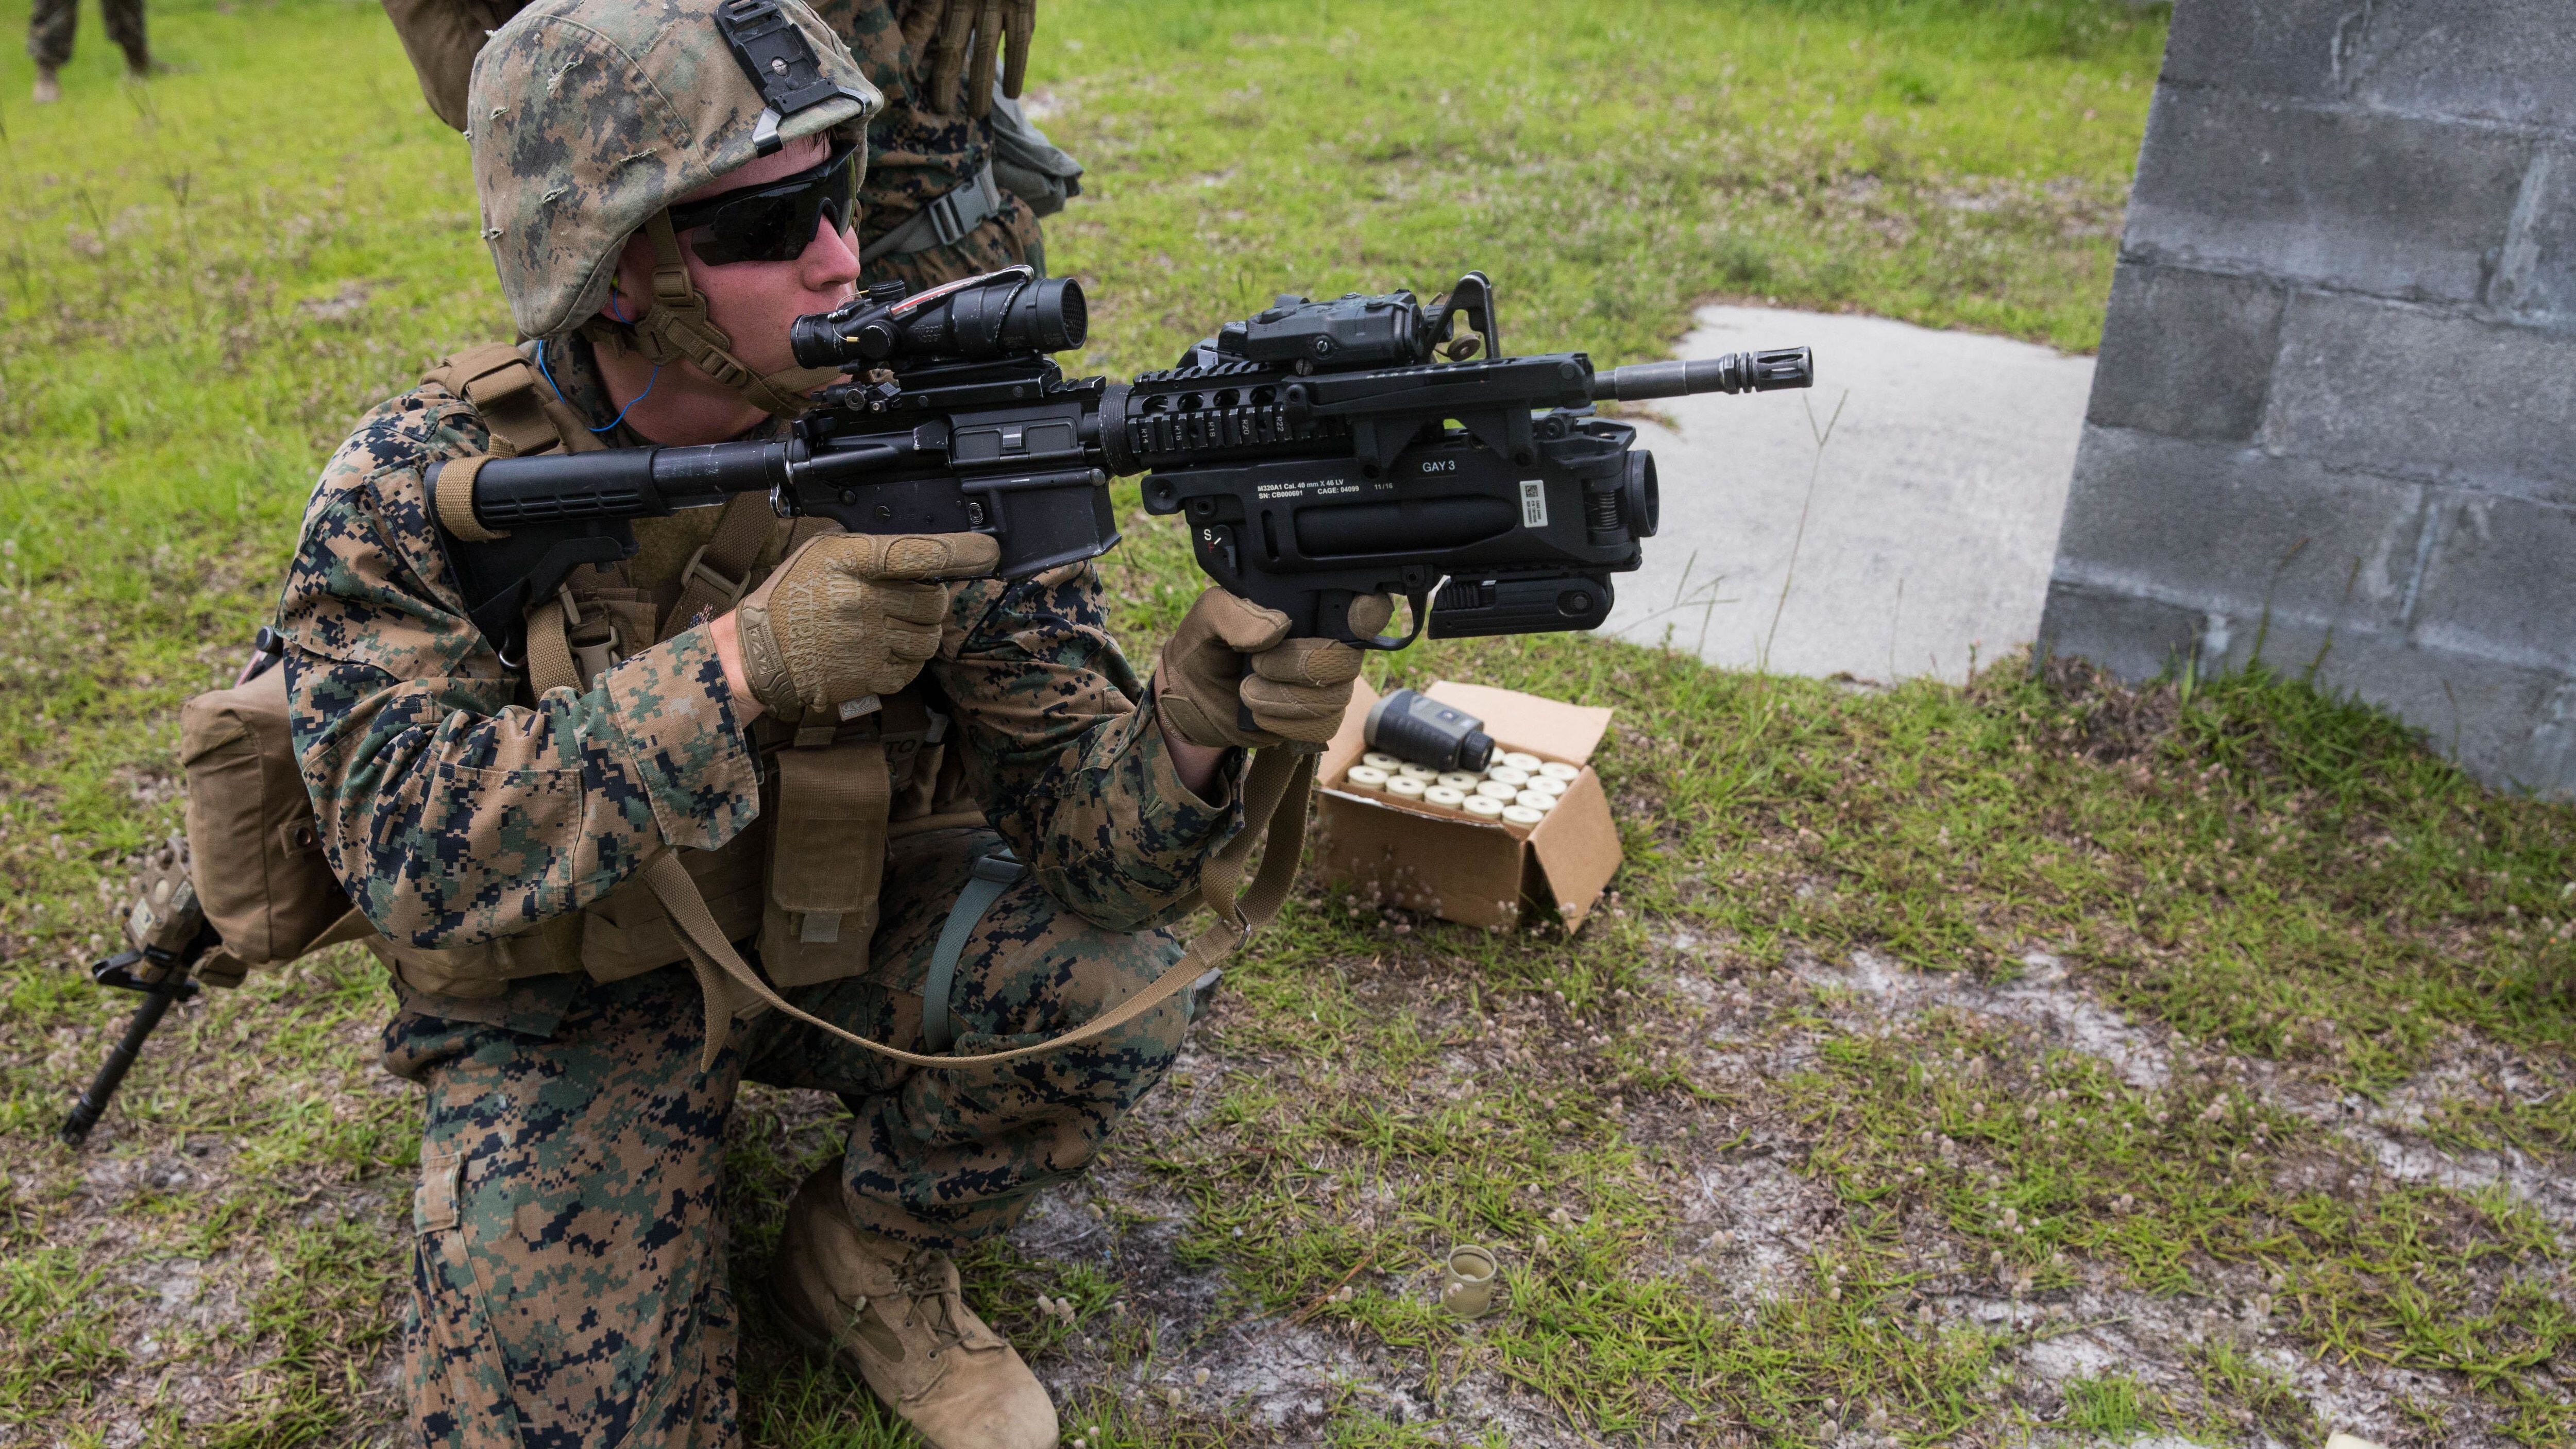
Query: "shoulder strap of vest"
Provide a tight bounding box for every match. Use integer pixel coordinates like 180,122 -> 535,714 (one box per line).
422,343 -> 608,459
661,493 -> 779,643
525,598 -> 584,696
433,341 -> 633,696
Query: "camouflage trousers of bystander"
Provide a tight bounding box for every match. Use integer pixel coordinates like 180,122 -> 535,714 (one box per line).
384,826 -> 1190,1448
26,0 -> 147,72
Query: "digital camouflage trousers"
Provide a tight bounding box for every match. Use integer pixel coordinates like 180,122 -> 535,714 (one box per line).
385,826 -> 1190,1448
26,0 -> 145,71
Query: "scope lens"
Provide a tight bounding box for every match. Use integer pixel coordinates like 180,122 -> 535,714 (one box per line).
1052,278 -> 1088,353
1623,451 -> 1659,539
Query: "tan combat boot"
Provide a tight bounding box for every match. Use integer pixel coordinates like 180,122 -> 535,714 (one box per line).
32,67 -> 60,104
770,1164 -> 1058,1449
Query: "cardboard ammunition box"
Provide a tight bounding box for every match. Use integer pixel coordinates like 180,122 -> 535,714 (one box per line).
1315,678 -> 1622,931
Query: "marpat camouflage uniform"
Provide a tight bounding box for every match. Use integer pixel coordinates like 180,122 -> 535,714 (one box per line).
391,827 -> 1184,1447
279,336 -> 1234,1443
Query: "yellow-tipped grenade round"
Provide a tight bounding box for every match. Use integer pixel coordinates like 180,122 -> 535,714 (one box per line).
1439,1245 -> 1501,1318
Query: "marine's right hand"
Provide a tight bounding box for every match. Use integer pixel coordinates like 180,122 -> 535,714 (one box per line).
730,532 -> 999,723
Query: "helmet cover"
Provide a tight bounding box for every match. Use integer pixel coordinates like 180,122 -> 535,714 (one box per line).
468,0 -> 882,339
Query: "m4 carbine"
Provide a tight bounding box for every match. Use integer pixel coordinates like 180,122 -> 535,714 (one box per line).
431,266 -> 1810,662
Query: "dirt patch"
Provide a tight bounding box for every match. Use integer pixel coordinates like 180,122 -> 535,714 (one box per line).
1718,943 -> 2561,1446
981,1031 -> 1615,1446
1787,943 -> 2576,1237
2262,1050 -> 2576,1234
1803,946 -> 2173,1090
2037,656 -> 2185,764
1013,1189 -> 1588,1449
295,280 -> 377,323
1674,1152 -> 1825,1302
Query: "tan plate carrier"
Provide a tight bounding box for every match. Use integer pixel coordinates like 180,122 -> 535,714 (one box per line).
172,345 -> 1312,1070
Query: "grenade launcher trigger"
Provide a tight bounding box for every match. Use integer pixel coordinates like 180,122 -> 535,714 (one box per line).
426,266 -> 1812,664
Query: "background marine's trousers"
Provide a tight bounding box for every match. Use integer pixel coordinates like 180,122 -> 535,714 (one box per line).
384,826 -> 1189,1447
26,0 -> 146,71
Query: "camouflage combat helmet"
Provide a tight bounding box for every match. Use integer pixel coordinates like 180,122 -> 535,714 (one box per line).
467,0 -> 880,414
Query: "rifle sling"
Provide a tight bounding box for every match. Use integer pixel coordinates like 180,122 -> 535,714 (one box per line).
661,492 -> 774,643
525,588 -> 1308,1072
433,456 -> 503,542
644,747 -> 1312,1072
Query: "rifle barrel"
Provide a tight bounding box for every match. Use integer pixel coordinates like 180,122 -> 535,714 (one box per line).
1595,347 -> 1814,402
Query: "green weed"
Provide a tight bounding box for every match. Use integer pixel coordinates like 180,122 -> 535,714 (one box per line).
2060,1371 -> 2155,1434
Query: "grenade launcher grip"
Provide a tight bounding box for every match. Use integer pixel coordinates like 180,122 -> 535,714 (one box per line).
428,267 -> 1810,662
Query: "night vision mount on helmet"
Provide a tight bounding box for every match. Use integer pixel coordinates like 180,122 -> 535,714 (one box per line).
714,0 -> 875,155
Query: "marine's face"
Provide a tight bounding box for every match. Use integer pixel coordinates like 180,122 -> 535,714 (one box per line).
609,133 -> 861,378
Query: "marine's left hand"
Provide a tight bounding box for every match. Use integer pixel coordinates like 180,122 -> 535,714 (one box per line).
1153,587 -> 1395,752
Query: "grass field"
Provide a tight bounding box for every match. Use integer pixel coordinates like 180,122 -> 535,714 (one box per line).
5,0 -> 2574,1444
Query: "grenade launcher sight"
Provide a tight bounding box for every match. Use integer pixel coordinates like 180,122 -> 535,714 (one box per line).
433,266 -> 1811,661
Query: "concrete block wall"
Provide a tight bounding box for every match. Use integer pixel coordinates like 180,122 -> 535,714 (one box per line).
2039,0 -> 2576,797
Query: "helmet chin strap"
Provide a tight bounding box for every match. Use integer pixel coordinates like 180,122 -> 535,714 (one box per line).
580,209 -> 843,419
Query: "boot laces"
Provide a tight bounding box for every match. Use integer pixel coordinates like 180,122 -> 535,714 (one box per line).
895,1250 -> 972,1352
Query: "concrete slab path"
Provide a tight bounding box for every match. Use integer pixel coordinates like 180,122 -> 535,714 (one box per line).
1599,306 -> 2095,684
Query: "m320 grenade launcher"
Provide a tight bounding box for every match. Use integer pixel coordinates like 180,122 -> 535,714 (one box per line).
432,266 -> 1811,660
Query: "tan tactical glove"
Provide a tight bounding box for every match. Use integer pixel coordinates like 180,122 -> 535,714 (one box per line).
1156,588 -> 1395,749
124,834 -> 207,964
734,532 -> 999,722
903,0 -> 1035,117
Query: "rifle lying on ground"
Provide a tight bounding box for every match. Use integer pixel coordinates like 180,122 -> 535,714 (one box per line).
62,267 -> 1808,1142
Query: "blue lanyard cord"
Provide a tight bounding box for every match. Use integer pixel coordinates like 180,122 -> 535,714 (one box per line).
535,336 -> 659,435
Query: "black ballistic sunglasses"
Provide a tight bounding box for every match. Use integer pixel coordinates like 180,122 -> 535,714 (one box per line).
667,140 -> 858,265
